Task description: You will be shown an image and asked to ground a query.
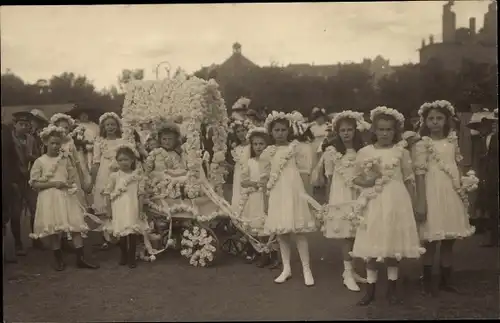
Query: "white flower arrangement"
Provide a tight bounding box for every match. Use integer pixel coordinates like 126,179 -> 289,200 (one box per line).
418,100 -> 456,125
228,118 -> 254,134
232,97 -> 251,111
263,111 -> 292,131
180,225 -> 217,267
289,111 -> 305,123
461,170 -> 479,193
245,127 -> 268,141
115,142 -> 141,158
39,125 -> 67,142
99,112 -> 122,127
262,140 -> 299,195
370,106 -> 405,129
50,113 -> 75,127
331,110 -> 371,132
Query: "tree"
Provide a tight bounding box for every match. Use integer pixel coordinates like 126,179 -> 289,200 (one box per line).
117,69 -> 145,91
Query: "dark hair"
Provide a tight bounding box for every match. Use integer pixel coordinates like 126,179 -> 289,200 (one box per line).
249,132 -> 270,158
231,124 -> 248,146
370,113 -> 402,144
99,117 -> 122,138
332,117 -> 365,154
115,147 -> 137,170
268,118 -> 294,144
133,129 -> 141,144
158,128 -> 181,150
418,107 -> 451,137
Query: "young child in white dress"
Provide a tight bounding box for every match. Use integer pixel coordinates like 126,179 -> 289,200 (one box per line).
229,119 -> 252,211
414,100 -> 475,296
322,111 -> 367,292
261,111 -> 318,286
91,112 -> 129,249
351,107 -> 424,306
50,114 -> 92,208
104,144 -> 150,269
29,125 -> 99,271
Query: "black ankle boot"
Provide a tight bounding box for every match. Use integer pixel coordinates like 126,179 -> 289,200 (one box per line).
421,265 -> 435,296
119,237 -> 128,266
439,266 -> 459,293
268,251 -> 281,270
256,252 -> 270,268
75,247 -> 99,269
128,235 -> 137,269
387,280 -> 401,305
53,249 -> 66,271
357,283 -> 376,306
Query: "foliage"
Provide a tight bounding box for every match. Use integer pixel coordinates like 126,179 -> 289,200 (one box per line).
117,69 -> 145,91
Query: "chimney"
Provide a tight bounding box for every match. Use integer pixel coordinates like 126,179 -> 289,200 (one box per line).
469,17 -> 476,35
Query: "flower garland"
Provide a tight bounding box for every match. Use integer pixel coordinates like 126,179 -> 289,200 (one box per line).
331,110 -> 371,132
180,226 -> 217,267
50,113 -> 75,127
263,111 -> 292,131
99,112 -> 122,128
106,170 -> 143,202
228,118 -> 253,134
370,106 -> 405,129
418,100 -> 456,125
325,146 -> 357,189
420,132 -> 478,211
39,125 -> 66,142
264,140 -> 299,195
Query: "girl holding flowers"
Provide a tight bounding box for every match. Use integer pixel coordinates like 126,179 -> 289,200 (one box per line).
351,107 -> 423,306
91,112 -> 129,249
238,127 -> 280,268
260,111 -> 318,286
228,118 -> 253,211
414,100 -> 476,296
50,113 -> 92,208
29,125 -> 99,271
322,111 -> 367,292
103,144 -> 150,269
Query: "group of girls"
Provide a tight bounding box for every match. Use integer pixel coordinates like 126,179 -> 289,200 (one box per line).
230,100 -> 475,306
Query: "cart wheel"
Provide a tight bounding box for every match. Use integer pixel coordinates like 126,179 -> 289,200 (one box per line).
221,236 -> 245,256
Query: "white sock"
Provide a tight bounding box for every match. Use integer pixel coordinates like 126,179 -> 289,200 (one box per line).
295,235 -> 311,269
277,236 -> 291,271
387,266 -> 399,281
367,269 -> 378,283
343,261 -> 353,271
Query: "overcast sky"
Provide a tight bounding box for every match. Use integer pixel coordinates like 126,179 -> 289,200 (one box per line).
0,1 -> 492,90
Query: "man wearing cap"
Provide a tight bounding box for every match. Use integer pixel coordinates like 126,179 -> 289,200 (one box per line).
5,111 -> 40,255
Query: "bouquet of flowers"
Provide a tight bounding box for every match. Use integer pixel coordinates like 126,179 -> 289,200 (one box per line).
71,124 -> 93,153
461,170 -> 480,193
180,225 -> 217,267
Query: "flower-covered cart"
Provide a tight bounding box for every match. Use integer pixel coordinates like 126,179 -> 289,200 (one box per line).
121,72 -> 241,267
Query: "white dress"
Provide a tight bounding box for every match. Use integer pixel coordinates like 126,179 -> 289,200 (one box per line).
239,158 -> 266,236
103,170 -> 150,237
309,122 -> 329,167
231,144 -> 251,211
92,137 -> 129,214
62,138 -> 90,207
352,144 -> 423,260
323,147 -> 359,239
414,137 -> 475,241
262,141 -> 318,235
29,154 -> 89,239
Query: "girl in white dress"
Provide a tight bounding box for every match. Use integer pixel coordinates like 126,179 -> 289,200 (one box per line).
91,112 -> 128,249
309,107 -> 329,183
414,100 -> 475,296
50,114 -> 92,208
229,118 -> 253,211
261,111 -> 318,286
351,107 -> 424,306
322,111 -> 367,292
29,125 -> 99,271
104,144 -> 150,269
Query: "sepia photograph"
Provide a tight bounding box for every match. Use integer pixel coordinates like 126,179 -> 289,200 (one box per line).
1,1 -> 498,321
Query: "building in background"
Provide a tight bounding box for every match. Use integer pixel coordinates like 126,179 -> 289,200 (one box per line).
419,1 -> 497,71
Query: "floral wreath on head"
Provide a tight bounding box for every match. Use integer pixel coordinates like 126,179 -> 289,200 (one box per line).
289,111 -> 305,123
99,112 -> 122,127
228,118 -> 253,134
418,100 -> 456,125
154,121 -> 182,139
39,124 -> 67,143
245,126 -> 268,141
331,110 -> 371,133
264,111 -> 292,132
50,113 -> 75,127
370,106 -> 405,129
115,142 -> 140,158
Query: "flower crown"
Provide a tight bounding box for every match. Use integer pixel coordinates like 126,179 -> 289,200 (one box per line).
418,100 -> 456,124
246,127 -> 268,141
40,124 -> 66,142
232,97 -> 251,111
99,112 -> 122,127
115,142 -> 140,158
228,118 -> 253,133
50,113 -> 75,126
370,106 -> 405,129
155,122 -> 181,137
331,110 -> 370,133
289,111 -> 305,123
264,111 -> 292,131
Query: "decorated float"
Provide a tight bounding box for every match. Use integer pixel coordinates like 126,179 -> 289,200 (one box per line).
121,71 -> 267,267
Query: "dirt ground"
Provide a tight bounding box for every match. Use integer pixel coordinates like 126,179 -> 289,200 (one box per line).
3,225 -> 499,321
